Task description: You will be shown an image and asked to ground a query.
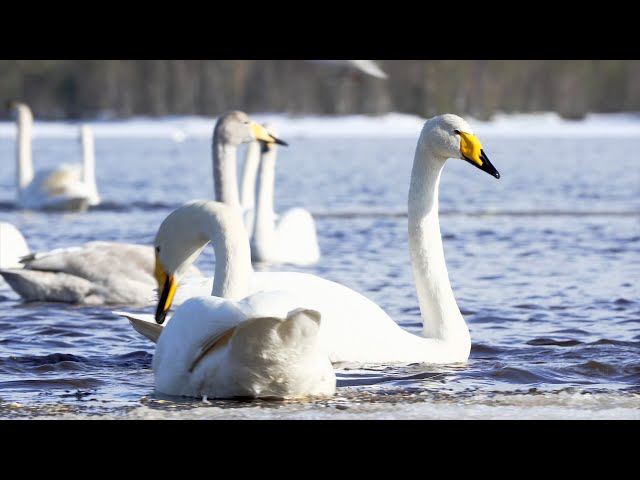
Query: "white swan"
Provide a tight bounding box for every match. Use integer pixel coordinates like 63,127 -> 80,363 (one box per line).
118,201 -> 335,399
0,222 -> 30,269
211,110 -> 287,235
0,241 -> 202,305
250,125 -> 320,265
9,102 -> 100,212
123,114 -> 500,364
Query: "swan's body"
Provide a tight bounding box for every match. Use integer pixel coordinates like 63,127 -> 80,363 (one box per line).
125,114 -> 499,365
10,102 -> 100,212
0,241 -> 201,305
118,201 -> 335,399
250,127 -> 320,265
0,222 -> 30,269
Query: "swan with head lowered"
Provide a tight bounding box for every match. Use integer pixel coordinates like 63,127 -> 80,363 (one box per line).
122,114 -> 500,364
9,101 -> 100,212
249,124 -> 320,265
117,201 -> 335,399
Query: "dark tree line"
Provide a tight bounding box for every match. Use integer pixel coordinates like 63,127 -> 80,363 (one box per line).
1,60 -> 638,120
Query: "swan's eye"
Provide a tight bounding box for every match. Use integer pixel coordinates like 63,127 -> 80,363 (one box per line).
454,129 -> 461,135
155,246 -> 160,253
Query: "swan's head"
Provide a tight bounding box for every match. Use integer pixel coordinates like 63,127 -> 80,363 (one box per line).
6,101 -> 32,120
421,114 -> 500,179
153,200 -> 215,324
214,111 -> 288,148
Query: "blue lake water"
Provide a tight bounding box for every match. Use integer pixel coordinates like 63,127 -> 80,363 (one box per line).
0,131 -> 638,419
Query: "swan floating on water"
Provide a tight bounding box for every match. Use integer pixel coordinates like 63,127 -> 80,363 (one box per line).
117,202 -> 335,399
121,114 -> 500,364
0,241 -> 202,305
249,125 -> 320,265
9,102 -> 100,212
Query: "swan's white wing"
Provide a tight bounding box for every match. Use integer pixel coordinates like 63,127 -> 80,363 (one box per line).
0,222 -> 30,269
152,296 -> 247,396
153,295 -> 334,399
39,165 -> 83,196
114,312 -> 163,342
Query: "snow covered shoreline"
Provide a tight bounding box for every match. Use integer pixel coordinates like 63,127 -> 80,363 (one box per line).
1,111 -> 639,140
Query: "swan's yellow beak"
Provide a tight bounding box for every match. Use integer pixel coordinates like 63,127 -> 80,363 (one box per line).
154,257 -> 177,325
250,122 -> 288,146
459,131 -> 500,179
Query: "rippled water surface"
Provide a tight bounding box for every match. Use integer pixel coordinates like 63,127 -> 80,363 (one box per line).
0,132 -> 638,419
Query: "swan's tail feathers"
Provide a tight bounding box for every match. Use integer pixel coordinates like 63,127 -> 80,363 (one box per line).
114,311 -> 163,343
0,268 -> 95,303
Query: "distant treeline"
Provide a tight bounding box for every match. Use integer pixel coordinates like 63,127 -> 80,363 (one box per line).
1,60 -> 638,120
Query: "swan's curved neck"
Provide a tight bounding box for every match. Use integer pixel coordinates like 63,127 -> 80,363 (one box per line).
80,126 -> 97,187
16,106 -> 33,191
408,141 -> 469,344
194,204 -> 252,300
240,141 -> 261,210
251,145 -> 277,256
212,133 -> 241,207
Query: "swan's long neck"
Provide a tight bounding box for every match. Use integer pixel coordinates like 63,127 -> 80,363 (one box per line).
16,105 -> 33,191
80,125 -> 97,187
251,145 -> 277,256
212,133 -> 241,207
240,141 -> 261,210
408,141 -> 469,344
197,204 -> 252,300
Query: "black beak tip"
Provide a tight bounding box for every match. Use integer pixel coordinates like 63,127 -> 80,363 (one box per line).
155,310 -> 167,325
493,171 -> 501,179
273,137 -> 288,147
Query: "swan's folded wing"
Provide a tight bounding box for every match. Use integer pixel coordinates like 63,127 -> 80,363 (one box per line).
114,311 -> 164,343
22,242 -> 156,285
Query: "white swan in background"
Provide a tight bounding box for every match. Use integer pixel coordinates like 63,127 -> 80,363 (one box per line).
117,202 -> 335,399
9,101 -> 100,212
122,114 -> 500,364
0,222 -> 30,269
0,241 -> 202,305
250,125 -> 320,265
212,111 -> 287,226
